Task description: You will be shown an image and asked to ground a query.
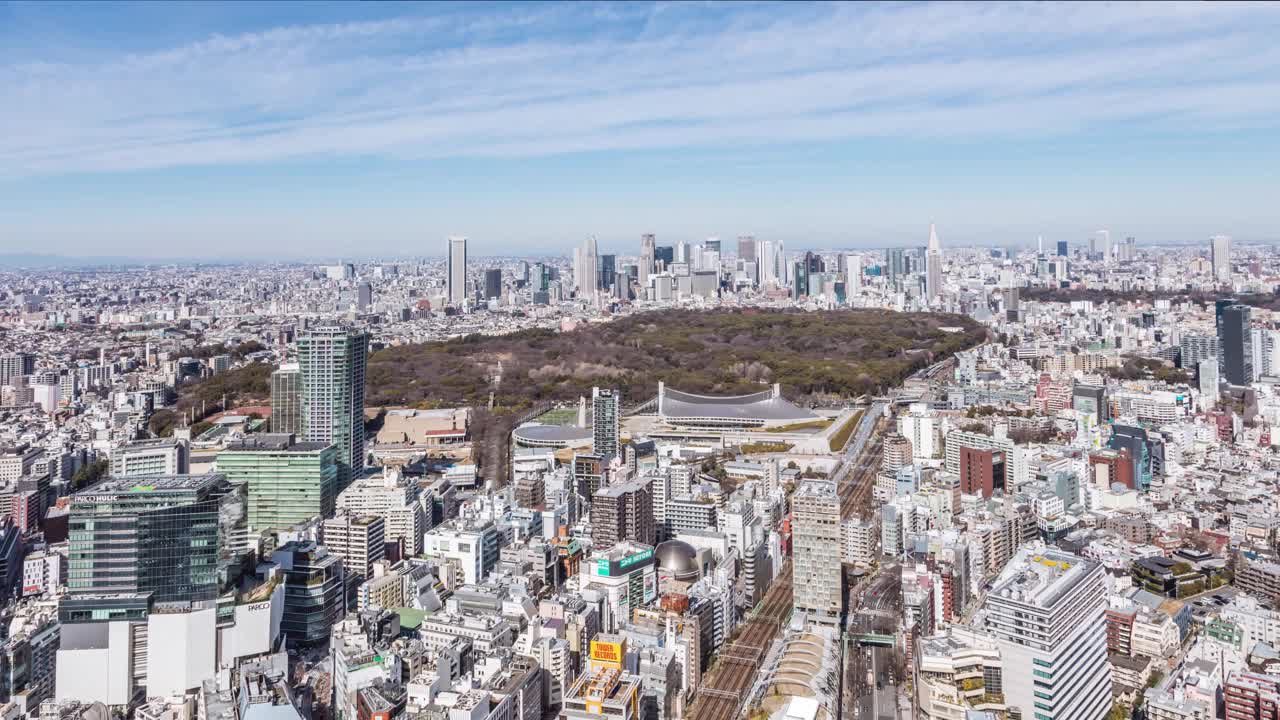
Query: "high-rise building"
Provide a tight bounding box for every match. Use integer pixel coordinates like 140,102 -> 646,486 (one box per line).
0,353 -> 35,386
1212,234 -> 1232,283
578,236 -> 600,300
1056,240 -> 1069,257
737,235 -> 757,264
639,234 -> 656,290
654,245 -> 674,268
336,471 -> 426,556
64,474 -> 239,611
484,268 -> 502,300
1199,358 -> 1219,410
959,447 -> 1004,498
792,480 -> 842,624
1180,334 -> 1219,372
590,479 -> 655,548
598,254 -> 616,293
356,282 -> 372,312
218,433 -> 338,533
321,514 -> 385,580
272,541 -> 344,647
979,547 -> 1111,720
1220,303 -> 1254,385
592,387 -> 620,459
886,247 -> 906,285
447,235 -> 468,304
1092,229 -> 1111,262
298,326 -> 368,490
926,222 -> 943,300
271,363 -> 302,435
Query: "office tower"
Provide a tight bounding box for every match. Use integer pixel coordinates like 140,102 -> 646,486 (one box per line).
926,222 -> 943,300
844,253 -> 863,293
109,438 -> 189,477
792,260 -> 808,298
0,353 -> 35,386
980,547 -> 1110,720
1199,359 -> 1219,410
592,387 -> 620,458
483,269 -> 502,300
321,514 -> 385,580
273,541 -> 344,647
534,262 -> 549,292
579,236 -> 600,300
356,282 -> 372,312
298,325 -> 368,491
519,260 -> 530,285
1120,236 -> 1137,262
757,240 -> 778,288
65,474 -> 238,608
1212,234 -> 1232,283
654,245 -> 674,269
590,479 -> 655,548
1220,304 -> 1254,385
792,480 -> 842,624
270,363 -> 302,435
1092,229 -> 1111,261
598,254 -> 616,292
639,234 -> 656,289
1107,425 -> 1153,491
805,251 -> 822,275
704,237 -> 721,253
447,235 -> 468,304
737,235 -> 757,264
670,240 -> 691,263
886,247 -> 906,284
218,434 -> 338,533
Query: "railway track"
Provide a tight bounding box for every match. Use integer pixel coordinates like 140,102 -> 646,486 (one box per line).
687,563 -> 793,720
840,418 -> 888,520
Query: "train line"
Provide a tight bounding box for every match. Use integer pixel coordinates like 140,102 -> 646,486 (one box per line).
687,562 -> 793,720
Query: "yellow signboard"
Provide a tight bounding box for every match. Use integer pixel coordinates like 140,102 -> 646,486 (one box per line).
590,639 -> 624,668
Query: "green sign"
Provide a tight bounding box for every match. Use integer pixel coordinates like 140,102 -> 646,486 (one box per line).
619,549 -> 654,568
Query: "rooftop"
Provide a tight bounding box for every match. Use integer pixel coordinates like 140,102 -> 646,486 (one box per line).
77,472 -> 223,495
988,547 -> 1095,608
659,383 -> 818,423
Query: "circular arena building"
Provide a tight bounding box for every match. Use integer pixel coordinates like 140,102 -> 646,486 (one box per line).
511,423 -> 593,451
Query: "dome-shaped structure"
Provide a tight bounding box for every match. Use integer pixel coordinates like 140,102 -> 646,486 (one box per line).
655,540 -> 701,582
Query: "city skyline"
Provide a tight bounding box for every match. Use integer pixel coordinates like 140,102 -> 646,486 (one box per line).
3,1 -> 1280,256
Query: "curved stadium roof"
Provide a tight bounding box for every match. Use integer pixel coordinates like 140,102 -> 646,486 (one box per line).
659,386 -> 818,424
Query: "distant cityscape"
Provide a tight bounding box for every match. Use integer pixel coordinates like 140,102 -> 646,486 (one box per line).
1,226 -> 1279,720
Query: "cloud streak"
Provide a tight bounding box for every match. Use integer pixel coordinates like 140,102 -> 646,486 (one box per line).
3,1 -> 1279,176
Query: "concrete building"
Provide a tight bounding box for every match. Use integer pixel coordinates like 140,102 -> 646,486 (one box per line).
270,363 -> 302,435
322,514 -> 386,581
108,438 -> 188,478
978,546 -> 1110,720
591,479 -> 655,548
792,480 -> 842,624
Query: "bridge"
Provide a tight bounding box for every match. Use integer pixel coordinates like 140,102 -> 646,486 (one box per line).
852,633 -> 896,647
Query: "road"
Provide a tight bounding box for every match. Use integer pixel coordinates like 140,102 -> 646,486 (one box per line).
844,564 -> 902,720
687,562 -> 794,720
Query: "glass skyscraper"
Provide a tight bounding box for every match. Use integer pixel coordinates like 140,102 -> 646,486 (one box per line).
66,473 -> 239,617
298,325 -> 368,491
217,433 -> 338,532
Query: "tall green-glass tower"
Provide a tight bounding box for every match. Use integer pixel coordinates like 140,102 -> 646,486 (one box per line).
297,326 -> 368,490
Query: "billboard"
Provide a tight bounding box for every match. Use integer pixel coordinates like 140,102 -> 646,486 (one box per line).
590,639 -> 624,668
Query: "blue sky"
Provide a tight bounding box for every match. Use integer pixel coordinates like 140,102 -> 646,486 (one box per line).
2,1 -> 1279,259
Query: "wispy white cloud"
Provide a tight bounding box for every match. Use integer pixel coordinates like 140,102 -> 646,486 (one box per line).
2,1 -> 1279,176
